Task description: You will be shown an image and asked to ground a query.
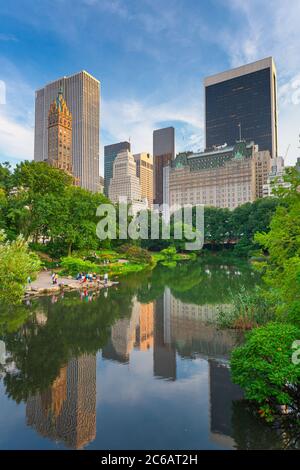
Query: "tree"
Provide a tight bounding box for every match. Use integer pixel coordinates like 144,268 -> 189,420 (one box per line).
231,322 -> 300,422
0,230 -> 41,304
61,186 -> 109,255
0,162 -> 12,191
232,198 -> 280,256
254,170 -> 300,318
0,188 -> 7,230
12,161 -> 73,195
204,206 -> 232,245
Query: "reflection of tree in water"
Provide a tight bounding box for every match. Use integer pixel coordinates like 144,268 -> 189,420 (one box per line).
0,302 -> 35,335
135,261 -> 259,306
1,284 -> 135,403
231,401 -> 300,450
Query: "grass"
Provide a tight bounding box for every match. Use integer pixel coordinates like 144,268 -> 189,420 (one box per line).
216,286 -> 275,330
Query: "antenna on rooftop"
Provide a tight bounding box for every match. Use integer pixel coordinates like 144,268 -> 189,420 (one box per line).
238,122 -> 242,142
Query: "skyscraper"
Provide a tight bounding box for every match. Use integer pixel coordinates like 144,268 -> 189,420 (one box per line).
153,127 -> 175,205
108,149 -> 141,202
26,354 -> 96,449
204,57 -> 278,158
133,152 -> 153,207
47,89 -> 73,175
104,141 -> 131,196
108,150 -> 146,213
34,70 -> 100,192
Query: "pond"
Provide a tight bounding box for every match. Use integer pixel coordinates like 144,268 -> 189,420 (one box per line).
0,259 -> 289,449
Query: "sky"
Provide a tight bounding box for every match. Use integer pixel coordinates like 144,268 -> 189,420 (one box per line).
0,0 -> 300,174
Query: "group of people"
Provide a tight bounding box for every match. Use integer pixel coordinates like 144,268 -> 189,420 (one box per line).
75,272 -> 109,285
76,272 -> 97,282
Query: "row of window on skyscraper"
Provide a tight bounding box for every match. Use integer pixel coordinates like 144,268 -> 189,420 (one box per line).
34,57 -> 296,210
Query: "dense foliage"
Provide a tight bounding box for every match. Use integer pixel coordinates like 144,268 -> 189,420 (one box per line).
0,161 -> 109,256
0,230 -> 41,304
231,322 -> 300,421
254,168 -> 300,321
231,169 -> 300,423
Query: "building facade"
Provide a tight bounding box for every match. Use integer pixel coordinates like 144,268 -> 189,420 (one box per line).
47,89 -> 73,175
133,152 -> 153,207
153,127 -> 175,205
108,150 -> 147,213
205,57 -> 278,158
263,156 -> 290,197
168,141 -> 272,210
34,70 -> 100,192
98,175 -> 104,194
104,141 -> 131,196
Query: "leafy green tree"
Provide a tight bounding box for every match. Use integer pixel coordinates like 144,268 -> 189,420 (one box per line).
0,230 -> 41,304
0,162 -> 12,191
254,170 -> 300,318
204,206 -> 232,245
12,161 -> 73,195
0,188 -> 7,230
231,322 -> 300,422
232,198 -> 280,256
61,186 -> 109,255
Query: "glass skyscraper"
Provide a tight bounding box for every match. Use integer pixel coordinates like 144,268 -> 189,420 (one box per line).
153,126 -> 175,206
204,57 -> 278,158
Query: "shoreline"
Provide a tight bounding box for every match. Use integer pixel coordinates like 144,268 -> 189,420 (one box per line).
25,271 -> 118,299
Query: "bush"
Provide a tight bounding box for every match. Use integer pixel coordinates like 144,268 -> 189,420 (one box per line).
230,322 -> 300,421
160,246 -> 177,259
217,286 -> 275,330
60,257 -> 99,276
118,244 -> 152,264
0,230 -> 41,304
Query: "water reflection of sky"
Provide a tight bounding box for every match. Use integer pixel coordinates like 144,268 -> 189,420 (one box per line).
0,263 -> 281,450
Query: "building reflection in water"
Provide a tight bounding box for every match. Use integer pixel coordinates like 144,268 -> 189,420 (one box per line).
26,354 -> 96,449
154,288 -> 243,448
153,293 -> 176,381
209,359 -> 243,449
26,288 -> 242,449
102,296 -> 154,363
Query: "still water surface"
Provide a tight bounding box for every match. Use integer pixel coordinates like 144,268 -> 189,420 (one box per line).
0,260 -> 288,449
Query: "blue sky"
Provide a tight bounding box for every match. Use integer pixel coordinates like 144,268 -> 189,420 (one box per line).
0,0 -> 300,173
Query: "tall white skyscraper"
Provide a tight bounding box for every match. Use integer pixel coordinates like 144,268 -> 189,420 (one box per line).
34,70 -> 100,192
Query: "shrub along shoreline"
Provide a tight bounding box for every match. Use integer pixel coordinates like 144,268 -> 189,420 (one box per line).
227,168 -> 300,430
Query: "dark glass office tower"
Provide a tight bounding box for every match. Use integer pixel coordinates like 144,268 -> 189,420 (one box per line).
104,141 -> 131,196
205,57 -> 278,158
153,126 -> 175,205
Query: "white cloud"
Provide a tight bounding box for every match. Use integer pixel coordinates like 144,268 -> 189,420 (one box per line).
1,0 -> 300,168
101,94 -> 203,160
212,0 -> 300,165
0,59 -> 34,163
0,110 -> 33,162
